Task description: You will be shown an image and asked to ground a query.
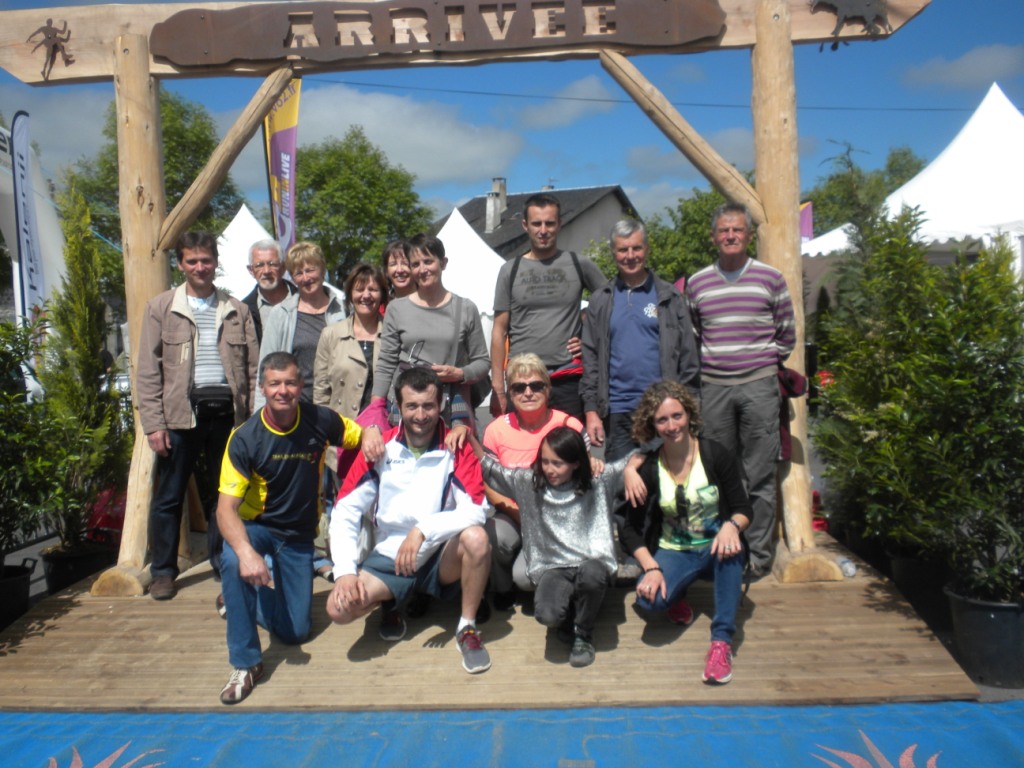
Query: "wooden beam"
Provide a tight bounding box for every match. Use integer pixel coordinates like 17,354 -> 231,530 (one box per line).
600,49 -> 765,224
0,1 -> 932,85
158,65 -> 293,252
91,33 -> 168,597
750,0 -> 816,564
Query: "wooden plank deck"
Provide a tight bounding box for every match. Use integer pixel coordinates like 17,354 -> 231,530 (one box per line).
0,542 -> 977,712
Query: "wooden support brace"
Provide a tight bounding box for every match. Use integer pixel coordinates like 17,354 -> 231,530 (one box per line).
751,0 -> 816,572
599,49 -> 766,225
158,65 -> 294,252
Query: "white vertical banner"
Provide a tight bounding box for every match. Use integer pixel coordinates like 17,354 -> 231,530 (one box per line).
11,111 -> 46,317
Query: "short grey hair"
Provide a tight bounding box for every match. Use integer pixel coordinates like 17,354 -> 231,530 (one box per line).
249,239 -> 282,264
710,203 -> 754,233
609,219 -> 648,250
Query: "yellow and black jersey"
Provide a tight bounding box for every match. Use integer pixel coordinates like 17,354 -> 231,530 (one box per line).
219,402 -> 358,540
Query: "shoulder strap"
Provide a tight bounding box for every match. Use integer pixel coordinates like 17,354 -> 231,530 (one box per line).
447,295 -> 464,365
507,254 -> 523,309
567,251 -> 585,288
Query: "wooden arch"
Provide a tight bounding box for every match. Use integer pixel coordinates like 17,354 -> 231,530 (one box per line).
0,0 -> 932,594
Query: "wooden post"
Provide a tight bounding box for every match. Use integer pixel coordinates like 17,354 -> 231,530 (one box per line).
600,50 -> 765,225
91,34 -> 169,596
158,65 -> 294,252
751,0 -> 838,581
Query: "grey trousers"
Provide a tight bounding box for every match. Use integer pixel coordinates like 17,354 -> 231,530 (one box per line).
700,375 -> 781,571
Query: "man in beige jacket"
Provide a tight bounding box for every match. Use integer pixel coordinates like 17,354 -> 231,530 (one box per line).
137,232 -> 259,600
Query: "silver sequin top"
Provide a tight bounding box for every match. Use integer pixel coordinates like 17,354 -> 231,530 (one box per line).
480,453 -> 631,584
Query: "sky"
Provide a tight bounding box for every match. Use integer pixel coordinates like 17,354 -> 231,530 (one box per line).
1,0 -> 1023,226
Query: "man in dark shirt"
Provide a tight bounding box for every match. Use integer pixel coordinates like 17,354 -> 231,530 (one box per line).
215,351 -> 363,704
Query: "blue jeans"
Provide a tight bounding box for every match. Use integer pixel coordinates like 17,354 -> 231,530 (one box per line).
635,547 -> 744,643
149,417 -> 232,578
220,522 -> 314,669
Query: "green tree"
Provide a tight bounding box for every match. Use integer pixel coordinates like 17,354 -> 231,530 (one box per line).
804,144 -> 925,239
70,90 -> 245,307
295,126 -> 433,281
645,186 -> 732,282
38,185 -> 131,550
815,211 -> 1024,602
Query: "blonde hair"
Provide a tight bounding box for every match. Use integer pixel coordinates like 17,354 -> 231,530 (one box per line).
505,353 -> 550,388
285,241 -> 326,276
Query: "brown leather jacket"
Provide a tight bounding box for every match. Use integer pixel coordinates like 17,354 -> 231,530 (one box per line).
136,284 -> 258,433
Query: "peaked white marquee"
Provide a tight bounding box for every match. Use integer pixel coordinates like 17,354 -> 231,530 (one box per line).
803,83 -> 1024,264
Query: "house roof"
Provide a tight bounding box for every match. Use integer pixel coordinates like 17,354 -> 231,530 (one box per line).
437,185 -> 638,258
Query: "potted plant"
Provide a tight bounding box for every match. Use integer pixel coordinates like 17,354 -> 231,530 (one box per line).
35,185 -> 131,593
0,319 -> 49,627
814,211 -> 1024,687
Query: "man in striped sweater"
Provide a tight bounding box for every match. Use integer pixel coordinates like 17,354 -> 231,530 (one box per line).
686,203 -> 796,578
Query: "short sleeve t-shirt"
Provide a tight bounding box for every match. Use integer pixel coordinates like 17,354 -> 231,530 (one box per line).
219,402 -> 355,540
482,409 -> 585,469
493,251 -> 606,369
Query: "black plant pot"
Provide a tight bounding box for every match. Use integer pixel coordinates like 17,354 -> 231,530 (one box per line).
40,544 -> 116,595
945,587 -> 1024,688
0,559 -> 36,630
890,554 -> 952,631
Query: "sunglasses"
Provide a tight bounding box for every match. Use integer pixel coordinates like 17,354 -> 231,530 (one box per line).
509,380 -> 547,395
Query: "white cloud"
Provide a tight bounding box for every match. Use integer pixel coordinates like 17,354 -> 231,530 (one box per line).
516,75 -> 616,130
220,82 -> 524,202
903,44 -> 1024,90
668,60 -> 706,84
625,126 -> 755,187
0,83 -> 110,179
624,181 -> 700,221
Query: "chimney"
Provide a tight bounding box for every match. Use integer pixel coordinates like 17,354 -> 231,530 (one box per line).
485,192 -> 500,234
492,177 -> 507,213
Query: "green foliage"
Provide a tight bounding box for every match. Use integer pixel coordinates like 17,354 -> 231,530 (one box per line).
814,211 -> 1024,602
0,320 -> 52,567
645,186 -> 730,281
295,126 -> 433,282
69,90 -> 244,308
38,186 -> 132,551
804,144 -> 925,239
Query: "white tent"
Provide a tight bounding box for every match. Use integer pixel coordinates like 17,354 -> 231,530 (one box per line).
436,206 -> 505,344
216,204 -> 273,298
803,83 -> 1024,266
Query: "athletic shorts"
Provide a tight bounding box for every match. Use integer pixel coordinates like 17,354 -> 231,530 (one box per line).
360,547 -> 462,607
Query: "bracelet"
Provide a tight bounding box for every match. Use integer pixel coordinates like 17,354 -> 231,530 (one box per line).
726,518 -> 743,532
363,424 -> 382,432
644,566 -> 662,574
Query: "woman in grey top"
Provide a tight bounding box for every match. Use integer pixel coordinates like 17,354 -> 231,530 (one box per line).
369,233 -> 489,427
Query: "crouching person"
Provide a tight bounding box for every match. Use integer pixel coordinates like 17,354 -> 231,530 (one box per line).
472,426 -> 622,668
326,367 -> 493,674
216,352 -> 370,704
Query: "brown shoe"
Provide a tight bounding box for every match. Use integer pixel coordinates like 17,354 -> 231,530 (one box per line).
150,575 -> 176,601
220,662 -> 264,704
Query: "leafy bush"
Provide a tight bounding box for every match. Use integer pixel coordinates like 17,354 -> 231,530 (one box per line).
814,211 -> 1024,603
0,320 -> 53,568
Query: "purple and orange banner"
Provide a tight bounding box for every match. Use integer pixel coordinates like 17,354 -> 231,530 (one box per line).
263,78 -> 301,254
799,200 -> 814,243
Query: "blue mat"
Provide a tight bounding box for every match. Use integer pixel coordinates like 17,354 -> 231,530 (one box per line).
4,702 -> 1022,766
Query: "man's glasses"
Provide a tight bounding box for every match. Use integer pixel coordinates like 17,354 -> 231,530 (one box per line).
509,380 -> 547,395
249,261 -> 282,273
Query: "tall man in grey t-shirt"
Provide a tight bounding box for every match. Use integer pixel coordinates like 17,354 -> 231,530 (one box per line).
490,193 -> 605,421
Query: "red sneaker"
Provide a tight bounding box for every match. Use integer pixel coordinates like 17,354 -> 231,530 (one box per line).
667,597 -> 695,626
702,640 -> 733,684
